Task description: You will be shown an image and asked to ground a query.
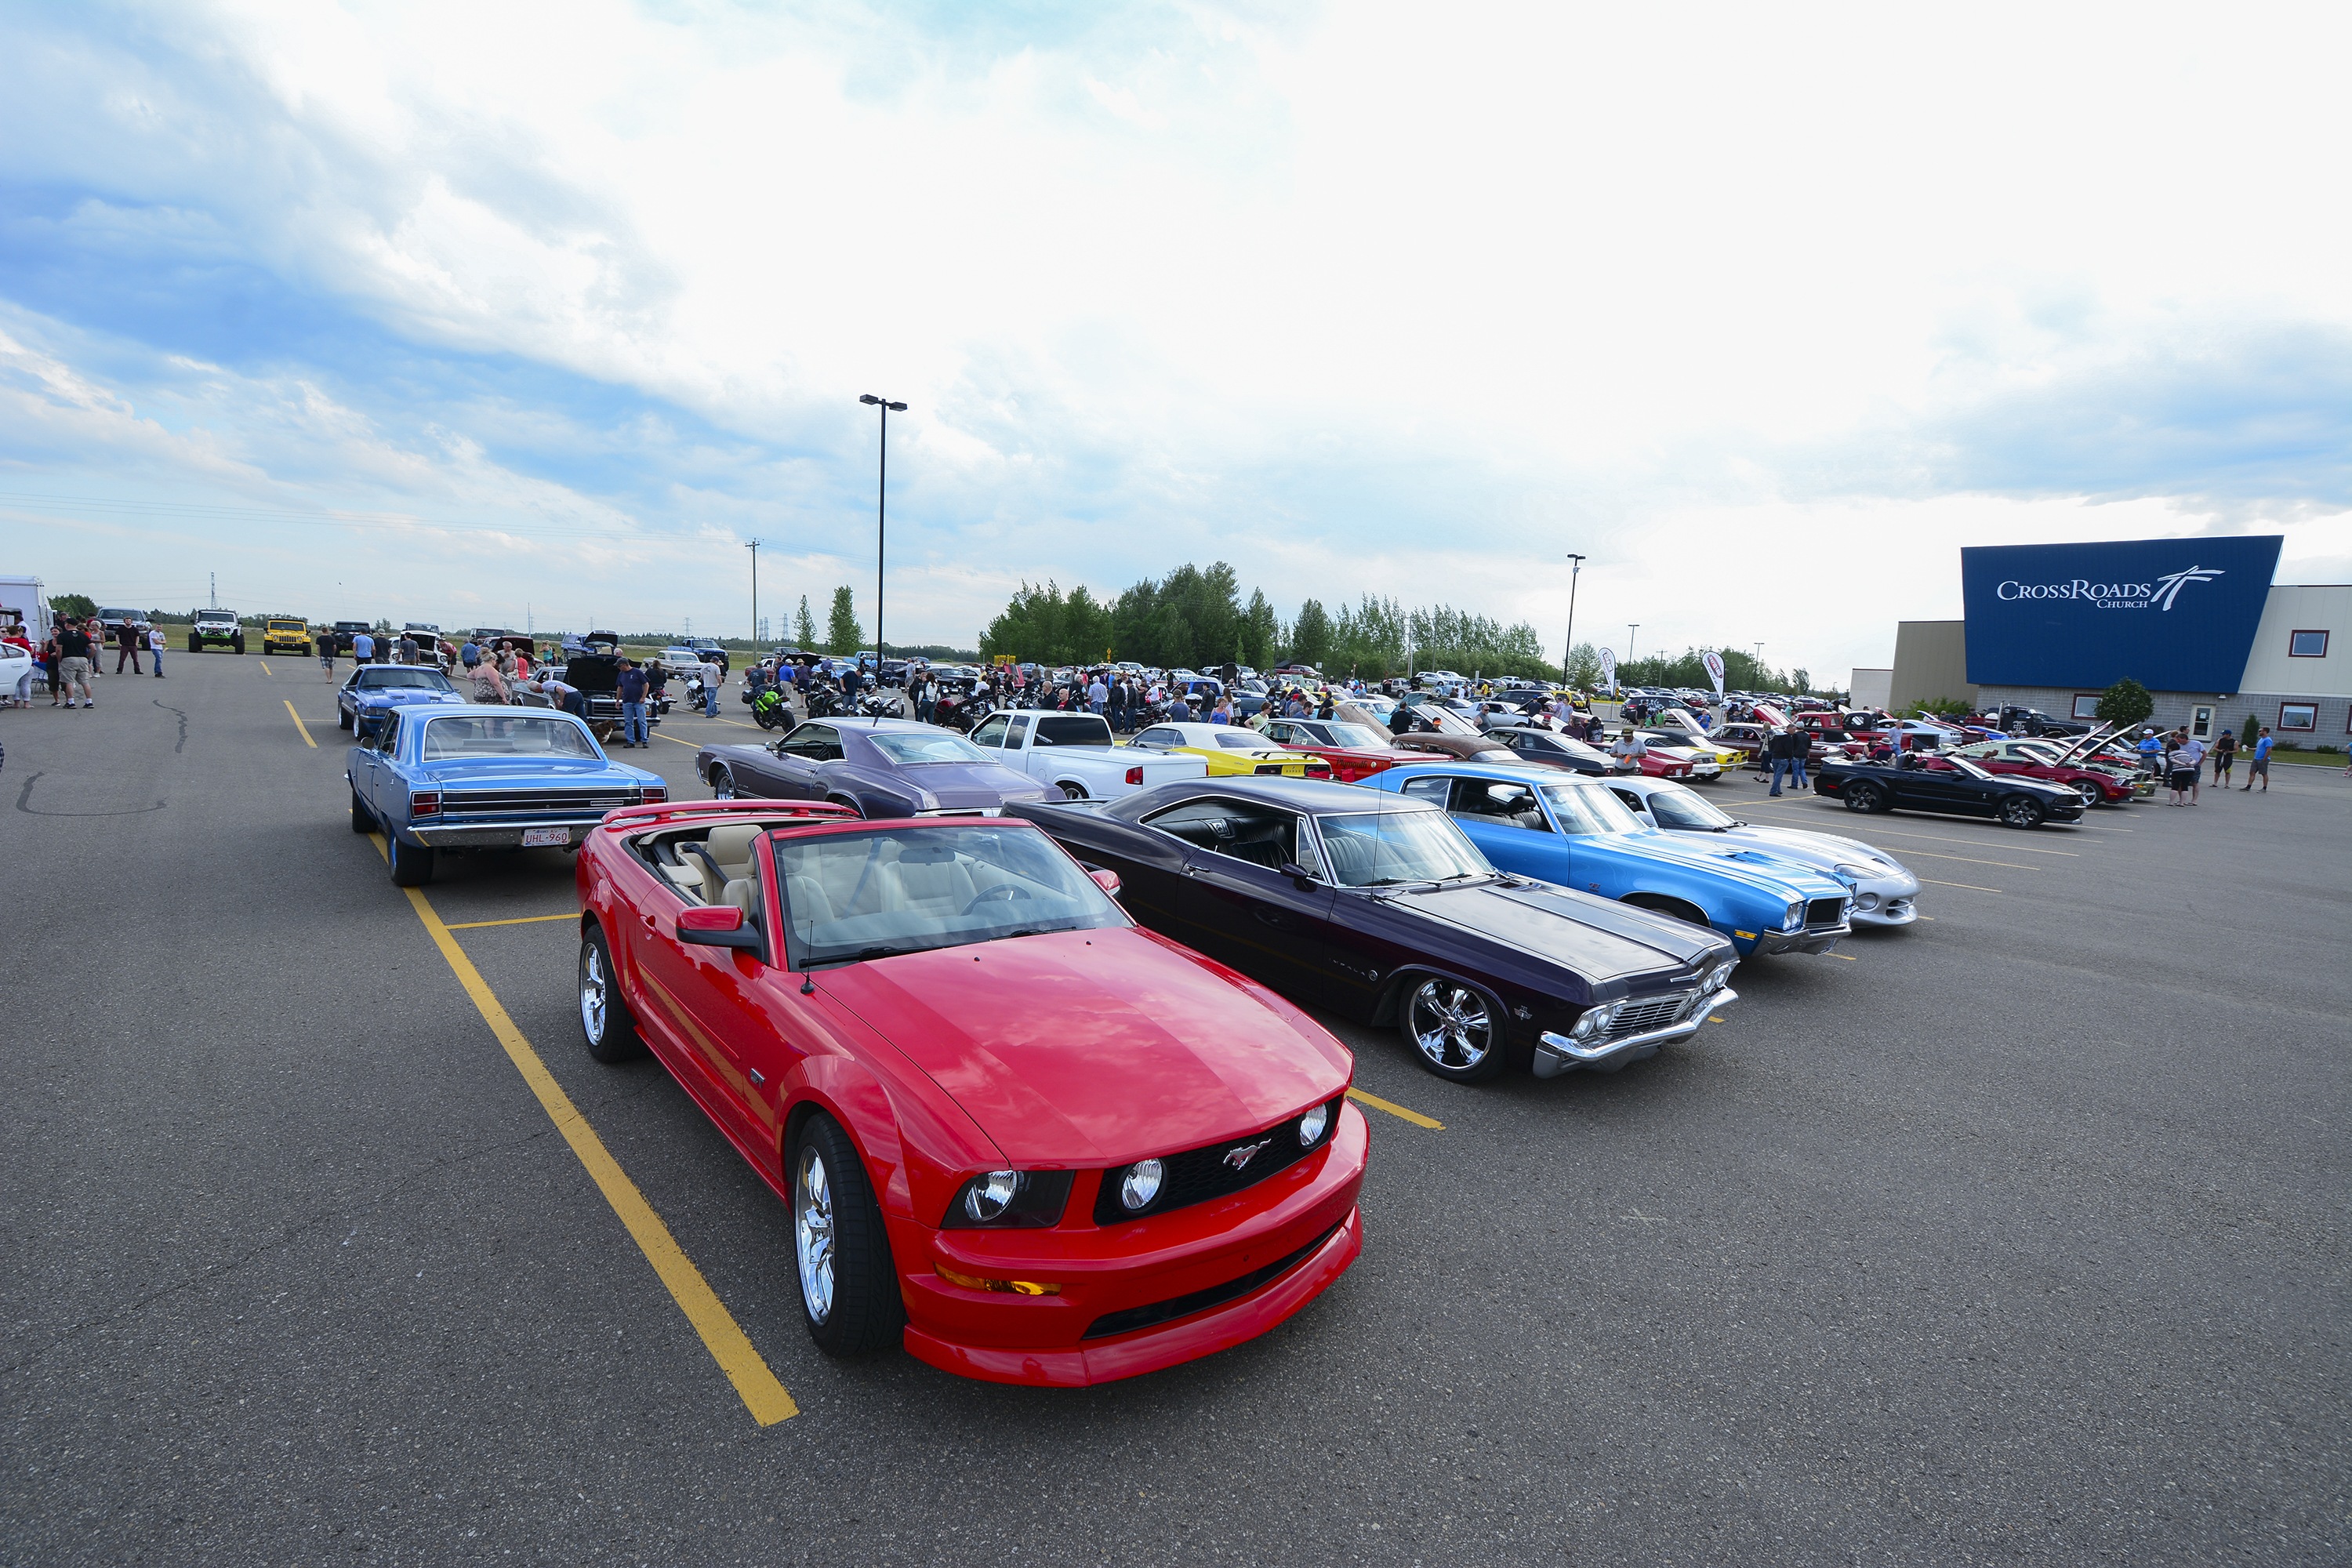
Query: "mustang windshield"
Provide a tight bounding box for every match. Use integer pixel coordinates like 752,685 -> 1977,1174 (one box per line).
358,669 -> 457,691
1316,809 -> 1492,887
866,731 -> 992,765
1537,781 -> 1646,836
778,824 -> 1123,967
1642,782 -> 1737,830
420,715 -> 598,759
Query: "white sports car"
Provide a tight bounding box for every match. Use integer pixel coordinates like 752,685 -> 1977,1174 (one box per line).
1599,775 -> 1921,927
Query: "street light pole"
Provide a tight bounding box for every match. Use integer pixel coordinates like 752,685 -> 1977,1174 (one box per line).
859,394 -> 908,671
745,539 -> 760,645
1562,553 -> 1585,684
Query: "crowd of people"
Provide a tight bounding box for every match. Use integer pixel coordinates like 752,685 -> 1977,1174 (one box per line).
3,614 -> 169,710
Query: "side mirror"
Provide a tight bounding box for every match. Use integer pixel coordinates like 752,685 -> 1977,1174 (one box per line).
1087,866 -> 1123,898
678,905 -> 763,952
1279,861 -> 1319,888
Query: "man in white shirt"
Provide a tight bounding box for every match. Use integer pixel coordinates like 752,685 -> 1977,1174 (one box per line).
698,657 -> 724,717
147,623 -> 166,678
1609,729 -> 1648,774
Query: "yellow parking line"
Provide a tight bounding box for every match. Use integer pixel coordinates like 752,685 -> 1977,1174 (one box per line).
1826,952 -> 1857,960
1738,808 -> 2081,856
258,659 -> 274,677
284,699 -> 316,748
1347,1086 -> 1443,1130
443,913 -> 579,929
1919,877 -> 2001,893
369,833 -> 797,1425
1896,850 -> 2039,871
654,731 -> 702,748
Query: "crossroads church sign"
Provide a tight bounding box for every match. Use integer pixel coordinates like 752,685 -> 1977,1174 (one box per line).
1962,536 -> 2281,691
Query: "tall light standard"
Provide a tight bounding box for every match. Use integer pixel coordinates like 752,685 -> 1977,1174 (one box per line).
1561,553 -> 1586,684
859,394 -> 907,670
745,539 -> 760,646
1627,623 -> 1639,667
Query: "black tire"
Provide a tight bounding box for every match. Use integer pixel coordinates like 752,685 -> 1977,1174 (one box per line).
579,926 -> 645,1063
1999,795 -> 2045,829
1059,782 -> 1087,800
350,789 -> 372,833
1399,975 -> 1508,1083
234,641 -> 245,654
387,833 -> 434,886
186,637 -> 199,654
708,764 -> 735,800
337,708 -> 352,731
786,1112 -> 904,1356
1843,782 -> 1885,813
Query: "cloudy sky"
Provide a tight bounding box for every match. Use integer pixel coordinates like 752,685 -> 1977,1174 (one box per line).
4,0 -> 2347,677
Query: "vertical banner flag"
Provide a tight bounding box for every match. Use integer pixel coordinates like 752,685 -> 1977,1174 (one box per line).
1599,647 -> 1617,695
1702,648 -> 1726,699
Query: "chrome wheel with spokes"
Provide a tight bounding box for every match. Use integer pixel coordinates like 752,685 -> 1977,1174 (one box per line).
578,927 -> 644,1062
1403,977 -> 1505,1082
708,764 -> 735,800
794,1146 -> 837,1326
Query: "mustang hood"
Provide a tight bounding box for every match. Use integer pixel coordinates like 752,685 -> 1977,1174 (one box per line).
817,929 -> 1349,1165
1405,881 -> 1723,982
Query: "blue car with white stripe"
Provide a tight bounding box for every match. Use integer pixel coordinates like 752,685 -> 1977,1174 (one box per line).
1359,760 -> 1852,956
337,664 -> 467,737
347,703 -> 664,887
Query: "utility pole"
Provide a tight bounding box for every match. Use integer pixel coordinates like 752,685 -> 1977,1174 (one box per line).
1562,554 -> 1586,683
209,573 -> 216,609
744,539 -> 760,648
860,394 -> 908,670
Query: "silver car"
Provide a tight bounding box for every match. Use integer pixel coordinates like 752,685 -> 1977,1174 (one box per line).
1599,775 -> 1921,927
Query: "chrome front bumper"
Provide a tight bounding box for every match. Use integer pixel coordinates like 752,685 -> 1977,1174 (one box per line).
1751,924 -> 1849,955
406,817 -> 606,848
1533,987 -> 1738,1077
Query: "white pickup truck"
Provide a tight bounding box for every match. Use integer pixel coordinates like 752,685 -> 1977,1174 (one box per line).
967,710 -> 1207,800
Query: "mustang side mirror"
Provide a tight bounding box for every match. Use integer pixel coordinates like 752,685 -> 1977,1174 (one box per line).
1087,866 -> 1123,898
677,905 -> 763,952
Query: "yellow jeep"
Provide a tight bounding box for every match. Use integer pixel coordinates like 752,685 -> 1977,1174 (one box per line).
262,618 -> 312,655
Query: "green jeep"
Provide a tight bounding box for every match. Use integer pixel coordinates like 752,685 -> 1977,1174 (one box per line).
190,609 -> 245,654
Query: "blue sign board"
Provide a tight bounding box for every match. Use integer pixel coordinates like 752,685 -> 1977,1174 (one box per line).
1961,535 -> 2281,692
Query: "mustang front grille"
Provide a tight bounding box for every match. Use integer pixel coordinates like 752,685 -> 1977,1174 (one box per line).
1804,898 -> 1847,929
1080,1219 -> 1345,1341
1605,993 -> 1693,1040
1093,1098 -> 1342,1227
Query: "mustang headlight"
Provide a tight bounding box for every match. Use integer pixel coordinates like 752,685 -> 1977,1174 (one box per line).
943,1169 -> 1073,1229
1118,1159 -> 1164,1211
1297,1102 -> 1330,1148
1783,899 -> 1806,931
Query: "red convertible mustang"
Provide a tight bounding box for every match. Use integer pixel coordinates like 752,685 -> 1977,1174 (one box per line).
574,801 -> 1367,1387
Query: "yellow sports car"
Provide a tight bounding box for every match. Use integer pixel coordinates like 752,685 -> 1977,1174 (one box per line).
1127,721 -> 1334,779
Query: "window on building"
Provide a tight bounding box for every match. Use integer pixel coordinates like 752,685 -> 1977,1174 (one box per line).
2278,702 -> 2318,732
2288,630 -> 2329,658
2071,693 -> 2102,720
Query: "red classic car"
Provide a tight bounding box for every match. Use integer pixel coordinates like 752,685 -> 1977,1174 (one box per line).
1944,739 -> 2136,805
1258,717 -> 1411,781
575,801 -> 1366,1387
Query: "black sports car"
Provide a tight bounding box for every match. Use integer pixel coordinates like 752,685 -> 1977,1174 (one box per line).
1483,725 -> 1613,775
1812,752 -> 2085,829
1008,777 -> 1739,1083
697,717 -> 1049,818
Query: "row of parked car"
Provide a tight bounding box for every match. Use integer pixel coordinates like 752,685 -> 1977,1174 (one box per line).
339,683 -> 2119,1392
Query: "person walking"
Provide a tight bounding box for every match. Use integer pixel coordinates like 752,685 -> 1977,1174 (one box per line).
351,628 -> 376,666
147,622 -> 166,677
615,658 -> 649,749
319,630 -> 337,679
1766,728 -> 1796,796
698,655 -> 723,717
56,617 -> 96,709
2211,728 -> 2236,788
2242,728 -> 2272,792
1788,729 -> 1810,792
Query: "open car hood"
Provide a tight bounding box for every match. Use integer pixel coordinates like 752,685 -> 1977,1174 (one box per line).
818,929 -> 1351,1165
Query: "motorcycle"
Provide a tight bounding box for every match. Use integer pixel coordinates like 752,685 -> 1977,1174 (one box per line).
751,688 -> 795,731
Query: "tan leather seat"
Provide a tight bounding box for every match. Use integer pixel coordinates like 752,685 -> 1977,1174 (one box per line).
691,823 -> 765,902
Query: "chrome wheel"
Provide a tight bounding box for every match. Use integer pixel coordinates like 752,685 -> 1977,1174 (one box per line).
2000,796 -> 2044,829
709,765 -> 735,800
1407,978 -> 1494,1072
579,941 -> 608,1045
795,1147 -> 837,1325
2074,779 -> 2101,807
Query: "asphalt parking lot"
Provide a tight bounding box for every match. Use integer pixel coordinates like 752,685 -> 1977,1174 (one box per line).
4,654 -> 2346,1566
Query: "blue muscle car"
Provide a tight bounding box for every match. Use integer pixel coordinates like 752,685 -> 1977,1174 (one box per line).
338,665 -> 468,736
1359,760 -> 1853,956
347,703 -> 665,886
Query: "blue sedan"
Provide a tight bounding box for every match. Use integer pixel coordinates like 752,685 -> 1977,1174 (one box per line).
338,665 -> 467,736
347,703 -> 664,885
1359,760 -> 1853,956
